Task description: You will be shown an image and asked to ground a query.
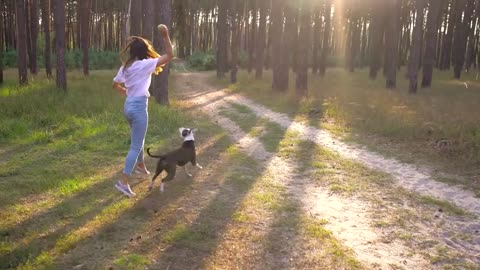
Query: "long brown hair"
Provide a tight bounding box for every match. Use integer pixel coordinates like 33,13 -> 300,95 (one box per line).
120,36 -> 164,75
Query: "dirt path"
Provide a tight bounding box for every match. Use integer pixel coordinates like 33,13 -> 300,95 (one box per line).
173,72 -> 480,269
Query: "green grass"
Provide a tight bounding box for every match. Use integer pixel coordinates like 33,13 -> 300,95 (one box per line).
0,69 -> 203,269
113,254 -> 150,270
419,196 -> 468,216
221,68 -> 480,189
0,70 -> 187,209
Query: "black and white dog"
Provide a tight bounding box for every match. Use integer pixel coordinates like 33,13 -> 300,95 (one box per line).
146,127 -> 202,192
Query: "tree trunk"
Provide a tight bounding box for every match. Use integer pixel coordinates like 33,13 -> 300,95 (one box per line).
441,1 -> 456,70
465,0 -> 479,72
422,0 -> 444,87
16,0 -> 28,85
385,0 -> 401,88
216,0 -> 228,78
28,0 -> 39,75
360,19 -> 367,66
369,0 -> 385,80
408,0 -> 426,94
230,2 -> 240,83
6,0 -> 17,49
312,4 -> 321,74
152,0 -> 171,105
55,0 -> 66,91
26,0 -> 32,72
142,0 -> 154,40
295,0 -> 311,97
80,0 -> 90,76
41,0 -> 52,77
130,0 -> 142,36
272,0 -> 289,91
349,14 -> 361,72
248,0 -> 257,73
285,3 -> 298,73
265,14 -> 272,70
453,0 -> 472,78
319,0 -> 331,76
255,0 -> 266,79
0,6 -> 3,84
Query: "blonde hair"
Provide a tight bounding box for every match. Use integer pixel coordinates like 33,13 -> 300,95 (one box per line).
120,36 -> 164,75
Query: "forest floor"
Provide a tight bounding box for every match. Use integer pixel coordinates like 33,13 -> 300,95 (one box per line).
0,69 -> 479,270
171,71 -> 480,270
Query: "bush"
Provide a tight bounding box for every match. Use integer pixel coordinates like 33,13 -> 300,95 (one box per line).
186,50 -> 216,71
1,50 -> 121,70
2,50 -> 18,68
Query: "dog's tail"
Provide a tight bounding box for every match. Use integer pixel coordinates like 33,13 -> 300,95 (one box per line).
146,148 -> 165,159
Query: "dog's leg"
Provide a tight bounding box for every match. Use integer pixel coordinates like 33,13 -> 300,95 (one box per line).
160,165 -> 177,192
149,168 -> 163,191
160,183 -> 165,192
184,166 -> 192,177
196,163 -> 203,169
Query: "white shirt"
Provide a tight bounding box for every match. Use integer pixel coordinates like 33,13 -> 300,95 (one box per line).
113,58 -> 159,98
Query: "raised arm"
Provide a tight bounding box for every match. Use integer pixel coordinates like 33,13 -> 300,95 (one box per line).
156,25 -> 173,67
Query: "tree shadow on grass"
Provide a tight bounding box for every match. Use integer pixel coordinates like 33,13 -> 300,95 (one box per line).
0,125 -> 132,208
141,106 -> 292,269
0,127 -> 224,269
0,171 -> 122,268
43,133 -> 233,269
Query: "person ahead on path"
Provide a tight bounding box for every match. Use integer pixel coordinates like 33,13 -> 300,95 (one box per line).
112,25 -> 173,197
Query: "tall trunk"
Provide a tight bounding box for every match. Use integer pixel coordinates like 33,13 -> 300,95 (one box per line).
248,0 -> 257,73
453,0 -> 473,78
255,0 -> 266,79
284,3 -> 297,73
28,0 -> 38,75
176,0 -> 187,58
6,0 -> 16,49
265,12 -> 272,70
16,0 -> 28,85
408,0 -> 426,94
319,0 -> 331,76
436,3 -> 449,68
186,3 -> 193,56
55,0 -> 66,90
360,18 -> 367,66
465,0 -> 479,71
142,0 -> 154,40
0,5 -> 3,84
130,0 -> 142,36
41,0 -> 52,77
76,0 -> 81,49
216,0 -> 228,78
369,0 -> 385,80
292,7 -> 300,71
230,2 -> 240,83
441,1 -> 456,70
385,0 -> 401,88
80,0 -> 90,76
152,0 -> 171,105
295,0 -> 311,96
422,0 -> 444,87
272,0 -> 288,91
349,14 -> 361,72
312,4 -> 321,74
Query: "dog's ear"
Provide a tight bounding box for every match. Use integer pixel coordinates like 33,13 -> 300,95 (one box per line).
179,127 -> 186,136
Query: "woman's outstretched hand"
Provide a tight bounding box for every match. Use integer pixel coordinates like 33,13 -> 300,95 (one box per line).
157,24 -> 169,37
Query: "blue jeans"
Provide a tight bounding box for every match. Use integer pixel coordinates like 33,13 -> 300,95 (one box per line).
123,96 -> 148,175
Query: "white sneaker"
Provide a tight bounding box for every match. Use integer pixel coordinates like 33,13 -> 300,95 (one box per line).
135,166 -> 150,175
125,184 -> 136,196
115,181 -> 135,197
